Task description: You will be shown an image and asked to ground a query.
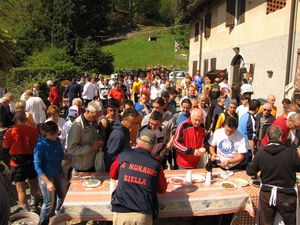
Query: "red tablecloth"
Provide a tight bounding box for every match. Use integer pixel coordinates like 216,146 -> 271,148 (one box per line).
51,169 -> 258,224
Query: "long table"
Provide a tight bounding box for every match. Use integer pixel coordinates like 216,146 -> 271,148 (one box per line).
51,169 -> 259,224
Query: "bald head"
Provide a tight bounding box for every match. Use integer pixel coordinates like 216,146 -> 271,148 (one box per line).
191,109 -> 203,127
267,95 -> 276,106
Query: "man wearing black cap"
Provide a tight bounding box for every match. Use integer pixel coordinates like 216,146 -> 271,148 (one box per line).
110,129 -> 167,225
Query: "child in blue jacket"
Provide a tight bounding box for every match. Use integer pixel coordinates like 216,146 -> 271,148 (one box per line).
34,121 -> 67,225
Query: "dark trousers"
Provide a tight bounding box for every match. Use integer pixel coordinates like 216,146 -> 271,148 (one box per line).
134,93 -> 139,103
259,190 -> 297,225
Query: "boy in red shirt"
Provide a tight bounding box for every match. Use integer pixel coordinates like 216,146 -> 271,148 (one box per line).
3,110 -> 40,211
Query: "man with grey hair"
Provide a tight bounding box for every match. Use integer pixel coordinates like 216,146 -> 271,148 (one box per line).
247,125 -> 300,225
261,112 -> 300,148
47,80 -> 61,106
67,100 -> 104,172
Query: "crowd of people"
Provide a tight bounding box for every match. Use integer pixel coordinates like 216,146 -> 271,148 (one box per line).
0,67 -> 300,225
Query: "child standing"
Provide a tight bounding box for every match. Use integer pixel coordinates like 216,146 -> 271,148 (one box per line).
34,121 -> 67,225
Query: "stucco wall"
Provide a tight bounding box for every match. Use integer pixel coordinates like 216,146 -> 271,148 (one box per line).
187,0 -> 299,110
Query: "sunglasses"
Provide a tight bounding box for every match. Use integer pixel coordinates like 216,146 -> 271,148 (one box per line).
263,109 -> 271,112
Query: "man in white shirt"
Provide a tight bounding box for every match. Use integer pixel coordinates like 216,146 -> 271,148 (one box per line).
150,80 -> 161,100
25,90 -> 47,124
236,94 -> 250,118
209,117 -> 247,170
82,77 -> 97,109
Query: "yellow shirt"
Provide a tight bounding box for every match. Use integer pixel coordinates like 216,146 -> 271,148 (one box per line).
132,80 -> 143,94
258,105 -> 277,117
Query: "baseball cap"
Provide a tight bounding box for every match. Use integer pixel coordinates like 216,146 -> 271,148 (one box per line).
68,105 -> 79,118
138,128 -> 156,146
263,103 -> 272,111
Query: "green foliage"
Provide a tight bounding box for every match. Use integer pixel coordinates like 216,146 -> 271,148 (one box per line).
0,28 -> 17,71
134,0 -> 160,23
159,0 -> 174,24
24,47 -> 82,80
173,17 -> 190,50
7,67 -> 55,98
76,40 -> 114,74
102,29 -> 187,70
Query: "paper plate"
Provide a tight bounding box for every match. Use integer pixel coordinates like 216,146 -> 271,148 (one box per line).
220,181 -> 238,190
82,178 -> 101,188
168,177 -> 185,185
192,174 -> 205,183
234,178 -> 249,187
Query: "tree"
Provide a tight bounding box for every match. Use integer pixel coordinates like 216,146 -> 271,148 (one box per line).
76,39 -> 114,74
173,17 -> 190,50
0,28 -> 17,71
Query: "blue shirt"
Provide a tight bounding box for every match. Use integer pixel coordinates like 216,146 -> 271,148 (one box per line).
237,112 -> 255,151
34,136 -> 64,178
176,113 -> 190,125
134,102 -> 150,117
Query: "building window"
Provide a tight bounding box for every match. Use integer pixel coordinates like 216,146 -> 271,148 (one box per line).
266,0 -> 286,14
192,61 -> 198,76
211,58 -> 216,70
204,59 -> 209,74
194,22 -> 199,42
204,13 -> 211,39
226,0 -> 245,28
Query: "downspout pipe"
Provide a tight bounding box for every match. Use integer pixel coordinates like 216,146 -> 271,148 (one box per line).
285,0 -> 298,88
199,20 -> 203,74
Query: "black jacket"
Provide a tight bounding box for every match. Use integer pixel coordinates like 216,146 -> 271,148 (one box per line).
246,142 -> 300,193
111,148 -> 162,218
105,121 -> 130,171
64,81 -> 81,100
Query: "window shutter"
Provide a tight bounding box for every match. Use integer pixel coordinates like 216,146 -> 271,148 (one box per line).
204,13 -> 211,39
204,59 -> 209,74
211,58 -> 216,70
194,22 -> 199,42
192,61 -> 198,76
249,64 -> 255,75
237,0 -> 246,24
226,0 -> 236,27
266,0 -> 286,14
294,49 -> 300,90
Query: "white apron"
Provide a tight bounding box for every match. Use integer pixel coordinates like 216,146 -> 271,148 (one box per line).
255,183 -> 299,225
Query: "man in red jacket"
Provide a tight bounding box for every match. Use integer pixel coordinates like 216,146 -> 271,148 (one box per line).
173,108 -> 206,169
47,80 -> 61,106
260,112 -> 300,147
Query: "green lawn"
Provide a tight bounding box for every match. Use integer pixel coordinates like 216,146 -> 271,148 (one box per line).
101,30 -> 188,71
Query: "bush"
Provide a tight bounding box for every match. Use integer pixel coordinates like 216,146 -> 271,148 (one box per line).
7,67 -> 56,99
24,47 -> 82,80
76,39 -> 114,75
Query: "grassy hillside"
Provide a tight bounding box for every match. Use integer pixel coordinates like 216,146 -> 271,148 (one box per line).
101,28 -> 188,71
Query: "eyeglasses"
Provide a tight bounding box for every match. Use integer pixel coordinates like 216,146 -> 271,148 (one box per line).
263,109 -> 271,112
